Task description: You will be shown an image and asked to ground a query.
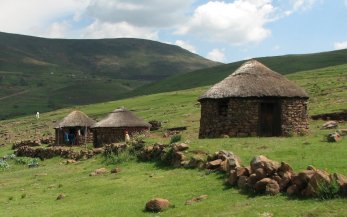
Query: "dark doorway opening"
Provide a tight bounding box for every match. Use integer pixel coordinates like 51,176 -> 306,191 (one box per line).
260,102 -> 281,136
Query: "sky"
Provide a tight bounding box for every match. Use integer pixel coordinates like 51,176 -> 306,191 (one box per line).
0,0 -> 346,63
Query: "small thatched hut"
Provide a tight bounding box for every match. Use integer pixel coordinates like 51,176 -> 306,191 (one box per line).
199,60 -> 309,138
54,110 -> 96,145
91,108 -> 151,147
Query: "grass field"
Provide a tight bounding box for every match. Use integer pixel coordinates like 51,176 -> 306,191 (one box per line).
0,64 -> 346,216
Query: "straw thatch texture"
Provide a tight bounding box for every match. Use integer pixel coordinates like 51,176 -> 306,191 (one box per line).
55,110 -> 96,128
92,108 -> 151,128
199,60 -> 308,100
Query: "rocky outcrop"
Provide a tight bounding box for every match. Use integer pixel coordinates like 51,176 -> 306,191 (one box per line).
145,198 -> 171,212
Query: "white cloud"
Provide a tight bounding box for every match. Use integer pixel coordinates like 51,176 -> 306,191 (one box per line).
334,41 -> 347,50
0,0 -> 87,36
292,0 -> 317,11
176,0 -> 275,45
207,48 -> 226,62
85,0 -> 194,27
82,20 -> 158,40
174,40 -> 197,53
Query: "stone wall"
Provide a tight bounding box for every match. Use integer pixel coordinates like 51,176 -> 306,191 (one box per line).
281,98 -> 309,136
199,97 -> 309,138
199,98 -> 259,138
92,127 -> 149,147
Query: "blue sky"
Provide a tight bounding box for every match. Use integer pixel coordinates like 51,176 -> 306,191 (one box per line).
0,0 -> 346,63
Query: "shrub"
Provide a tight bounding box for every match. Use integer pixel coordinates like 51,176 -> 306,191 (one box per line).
316,177 -> 340,200
15,157 -> 39,167
170,134 -> 182,144
104,149 -> 136,165
0,160 -> 9,171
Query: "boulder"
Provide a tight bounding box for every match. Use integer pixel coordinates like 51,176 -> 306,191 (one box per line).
56,193 -> 65,200
185,195 -> 208,205
93,148 -> 104,154
173,143 -> 189,152
327,132 -> 342,142
254,178 -> 273,193
66,159 -> 77,164
287,184 -> 299,196
247,174 -> 259,188
331,173 -> 347,196
303,170 -> 331,197
90,168 -> 108,176
321,121 -> 338,129
145,198 -> 170,212
250,155 -> 280,175
237,176 -> 249,190
187,154 -> 206,169
279,162 -> 293,173
236,167 -> 250,177
227,170 -> 238,186
206,159 -> 222,169
337,129 -> 347,136
111,167 -> 121,174
254,168 -> 266,180
292,170 -> 315,190
265,180 -> 280,195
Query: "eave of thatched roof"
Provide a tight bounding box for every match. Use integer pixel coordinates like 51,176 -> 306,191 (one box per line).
199,60 -> 309,100
54,110 -> 96,128
91,107 -> 151,128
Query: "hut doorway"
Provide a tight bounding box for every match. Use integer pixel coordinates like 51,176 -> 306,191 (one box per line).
259,102 -> 281,136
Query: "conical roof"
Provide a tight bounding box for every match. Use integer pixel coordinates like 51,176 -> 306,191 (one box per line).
55,110 -> 96,128
199,60 -> 309,100
92,107 -> 151,128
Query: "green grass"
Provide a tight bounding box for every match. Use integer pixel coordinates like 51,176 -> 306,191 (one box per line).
0,63 -> 347,216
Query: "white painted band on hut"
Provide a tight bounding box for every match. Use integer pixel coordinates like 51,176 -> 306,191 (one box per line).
198,60 -> 309,138
54,110 -> 96,145
91,107 -> 151,147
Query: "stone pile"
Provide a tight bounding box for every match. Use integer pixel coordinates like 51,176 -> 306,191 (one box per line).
40,137 -> 54,145
12,140 -> 41,150
287,167 -> 347,198
15,146 -> 103,160
206,150 -> 241,172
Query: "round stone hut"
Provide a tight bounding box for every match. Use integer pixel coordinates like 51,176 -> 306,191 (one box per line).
198,60 -> 309,138
54,110 -> 96,145
91,107 -> 151,147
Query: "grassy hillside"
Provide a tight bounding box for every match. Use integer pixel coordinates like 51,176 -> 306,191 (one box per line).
0,32 -> 219,119
0,64 -> 346,216
127,49 -> 347,97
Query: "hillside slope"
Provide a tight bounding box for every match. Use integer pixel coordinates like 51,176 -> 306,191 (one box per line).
127,49 -> 347,97
0,32 -> 219,119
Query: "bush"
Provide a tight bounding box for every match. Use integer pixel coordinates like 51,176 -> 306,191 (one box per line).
15,157 -> 39,167
104,149 -> 136,165
170,134 -> 182,144
0,160 -> 9,171
316,177 -> 340,200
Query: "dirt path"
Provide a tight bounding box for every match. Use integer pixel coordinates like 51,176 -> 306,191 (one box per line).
0,90 -> 29,101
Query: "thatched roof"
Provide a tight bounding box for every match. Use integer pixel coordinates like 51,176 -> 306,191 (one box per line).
199,60 -> 309,100
54,110 -> 96,128
92,108 -> 151,128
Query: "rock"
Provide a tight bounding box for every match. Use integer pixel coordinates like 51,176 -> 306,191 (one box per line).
236,167 -> 249,177
93,148 -> 104,154
237,176 -> 249,190
172,151 -> 187,167
149,120 -> 161,131
279,162 -> 293,173
321,121 -> 338,129
247,174 -> 259,188
306,165 -> 317,171
287,184 -> 299,196
254,168 -> 266,180
337,129 -> 347,136
254,178 -> 273,193
56,193 -> 65,200
292,170 -> 315,190
304,170 -> 331,197
227,170 -> 238,186
90,168 -> 108,176
331,173 -> 347,196
277,171 -> 292,191
173,143 -> 189,152
111,167 -> 121,174
185,195 -> 208,205
327,132 -> 342,142
187,154 -> 206,169
217,150 -> 241,170
250,155 -> 280,175
66,159 -> 77,164
206,159 -> 222,169
265,180 -> 280,195
145,198 -> 170,212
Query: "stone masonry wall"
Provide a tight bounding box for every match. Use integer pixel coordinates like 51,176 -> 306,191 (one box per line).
199,98 -> 259,138
280,98 -> 309,136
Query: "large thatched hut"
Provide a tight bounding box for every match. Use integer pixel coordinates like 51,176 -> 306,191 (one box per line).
198,60 -> 309,138
54,110 -> 96,145
91,108 -> 151,147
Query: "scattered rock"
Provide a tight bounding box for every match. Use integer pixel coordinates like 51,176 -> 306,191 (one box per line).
56,193 -> 65,200
66,159 -> 77,164
90,168 -> 108,176
327,132 -> 342,142
145,198 -> 170,212
111,167 -> 121,174
185,195 -> 208,205
321,121 -> 338,129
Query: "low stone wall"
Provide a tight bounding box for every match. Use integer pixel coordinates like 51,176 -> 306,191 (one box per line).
281,98 -> 309,136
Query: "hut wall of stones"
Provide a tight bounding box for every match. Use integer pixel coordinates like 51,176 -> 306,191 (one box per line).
280,98 -> 309,136
92,127 -> 149,147
55,128 -> 94,145
199,97 -> 308,138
